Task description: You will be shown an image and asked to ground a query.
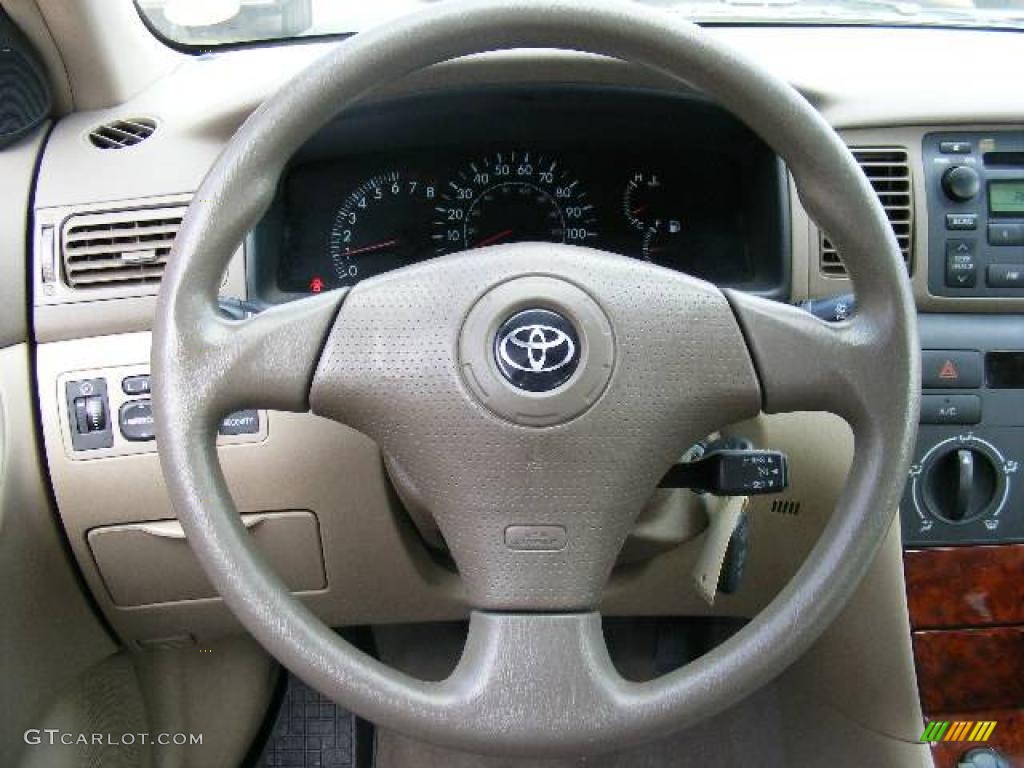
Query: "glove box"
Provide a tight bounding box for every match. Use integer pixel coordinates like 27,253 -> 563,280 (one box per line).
87,511 -> 326,606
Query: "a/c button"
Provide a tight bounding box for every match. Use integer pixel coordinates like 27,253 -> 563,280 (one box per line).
920,394 -> 981,425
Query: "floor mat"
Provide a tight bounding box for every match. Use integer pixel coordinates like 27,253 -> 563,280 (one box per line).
256,675 -> 356,768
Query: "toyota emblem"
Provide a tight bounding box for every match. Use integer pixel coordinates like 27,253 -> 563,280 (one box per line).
494,308 -> 581,392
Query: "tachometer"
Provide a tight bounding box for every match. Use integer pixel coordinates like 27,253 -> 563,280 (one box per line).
433,151 -> 597,254
326,171 -> 436,289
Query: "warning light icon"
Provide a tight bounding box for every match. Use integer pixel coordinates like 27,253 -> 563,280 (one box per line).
938,360 -> 959,381
309,276 -> 325,294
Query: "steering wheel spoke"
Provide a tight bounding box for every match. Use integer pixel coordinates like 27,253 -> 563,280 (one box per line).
153,289 -> 345,431
725,290 -> 885,425
439,612 -> 629,746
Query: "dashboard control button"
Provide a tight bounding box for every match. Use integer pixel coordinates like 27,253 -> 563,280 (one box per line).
122,374 -> 151,396
945,213 -> 977,231
939,141 -> 972,154
65,378 -> 113,451
119,400 -> 156,442
987,263 -> 1024,288
219,410 -> 259,435
987,222 -> 1024,246
941,165 -> 981,202
945,240 -> 977,288
74,396 -> 107,433
919,394 -> 981,425
922,350 -> 983,389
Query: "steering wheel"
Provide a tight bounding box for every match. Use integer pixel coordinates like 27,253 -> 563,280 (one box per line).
152,0 -> 919,756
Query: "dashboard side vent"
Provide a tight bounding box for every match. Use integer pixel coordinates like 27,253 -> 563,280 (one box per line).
87,117 -> 157,149
62,207 -> 184,290
820,148 -> 913,277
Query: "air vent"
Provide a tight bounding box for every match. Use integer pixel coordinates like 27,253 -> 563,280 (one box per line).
820,148 -> 913,277
62,207 -> 184,290
87,117 -> 157,149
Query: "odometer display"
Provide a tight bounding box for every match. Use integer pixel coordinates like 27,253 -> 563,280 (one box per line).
433,151 -> 597,255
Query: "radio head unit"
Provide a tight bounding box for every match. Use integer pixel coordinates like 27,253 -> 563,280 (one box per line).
924,132 -> 1024,297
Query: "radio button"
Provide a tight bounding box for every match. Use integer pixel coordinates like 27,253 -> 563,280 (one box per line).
946,213 -> 978,231
945,240 -> 977,288
939,141 -> 972,154
988,223 -> 1024,246
987,264 -> 1024,288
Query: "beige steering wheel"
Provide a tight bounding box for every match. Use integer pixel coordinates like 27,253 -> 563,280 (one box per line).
152,0 -> 919,756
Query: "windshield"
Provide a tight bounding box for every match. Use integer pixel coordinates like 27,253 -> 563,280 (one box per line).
137,0 -> 1024,47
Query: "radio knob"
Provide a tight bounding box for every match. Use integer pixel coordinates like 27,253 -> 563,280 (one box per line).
942,165 -> 981,202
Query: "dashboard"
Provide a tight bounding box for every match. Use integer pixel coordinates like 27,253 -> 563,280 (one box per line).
251,88 -> 788,300
15,21 -> 1024,766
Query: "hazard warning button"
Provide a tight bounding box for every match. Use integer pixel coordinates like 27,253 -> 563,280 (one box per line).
922,350 -> 982,389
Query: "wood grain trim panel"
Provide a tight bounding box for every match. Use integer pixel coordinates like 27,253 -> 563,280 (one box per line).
913,627 -> 1024,714
927,709 -> 1024,768
905,545 -> 1024,630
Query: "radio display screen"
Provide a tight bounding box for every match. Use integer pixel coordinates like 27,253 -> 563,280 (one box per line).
989,180 -> 1024,215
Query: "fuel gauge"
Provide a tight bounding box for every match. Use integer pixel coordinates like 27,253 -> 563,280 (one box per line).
623,171 -> 685,262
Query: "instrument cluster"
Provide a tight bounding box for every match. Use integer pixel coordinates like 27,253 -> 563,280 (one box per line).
258,88 -> 788,298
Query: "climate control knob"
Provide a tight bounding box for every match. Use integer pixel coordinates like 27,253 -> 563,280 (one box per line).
942,165 -> 981,202
922,445 -> 999,524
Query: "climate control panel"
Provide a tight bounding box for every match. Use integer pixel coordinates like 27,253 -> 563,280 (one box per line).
901,315 -> 1023,547
924,131 -> 1024,297
905,431 -> 1018,544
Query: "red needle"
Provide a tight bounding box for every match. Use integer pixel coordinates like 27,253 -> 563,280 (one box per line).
475,228 -> 514,248
343,238 -> 399,257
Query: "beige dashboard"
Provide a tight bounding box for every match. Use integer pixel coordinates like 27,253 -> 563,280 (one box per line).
27,26 -> 1024,649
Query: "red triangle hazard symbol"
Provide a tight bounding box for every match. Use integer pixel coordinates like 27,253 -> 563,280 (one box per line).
938,360 -> 959,380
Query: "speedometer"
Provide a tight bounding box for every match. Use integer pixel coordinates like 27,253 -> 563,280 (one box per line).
433,151 -> 597,255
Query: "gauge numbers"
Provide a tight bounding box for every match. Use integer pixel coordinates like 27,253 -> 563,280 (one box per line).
327,171 -> 435,288
433,151 -> 597,255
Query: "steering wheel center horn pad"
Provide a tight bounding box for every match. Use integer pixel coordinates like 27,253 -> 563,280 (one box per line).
307,246 -> 765,614
459,270 -> 615,426
151,0 -> 919,756
310,243 -> 761,610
